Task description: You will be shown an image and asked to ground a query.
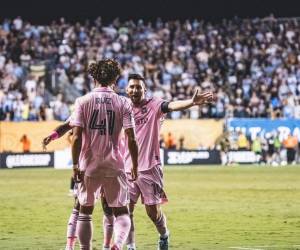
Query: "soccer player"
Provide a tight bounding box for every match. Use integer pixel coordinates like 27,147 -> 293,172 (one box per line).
124,73 -> 214,250
43,83 -> 127,250
43,123 -> 116,250
70,59 -> 138,250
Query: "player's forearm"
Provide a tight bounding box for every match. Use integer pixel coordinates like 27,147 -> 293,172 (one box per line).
124,128 -> 139,169
128,138 -> 139,169
55,122 -> 72,137
71,133 -> 82,165
168,99 -> 194,112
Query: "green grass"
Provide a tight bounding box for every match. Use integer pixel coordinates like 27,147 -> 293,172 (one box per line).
0,166 -> 300,250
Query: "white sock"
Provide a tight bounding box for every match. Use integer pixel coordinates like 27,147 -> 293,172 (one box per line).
127,243 -> 136,249
160,230 -> 170,239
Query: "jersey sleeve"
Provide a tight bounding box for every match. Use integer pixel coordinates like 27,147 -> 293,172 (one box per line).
65,112 -> 74,123
153,97 -> 167,118
69,99 -> 84,128
122,98 -> 135,129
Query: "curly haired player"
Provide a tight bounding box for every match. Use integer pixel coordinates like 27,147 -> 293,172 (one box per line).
44,59 -> 138,250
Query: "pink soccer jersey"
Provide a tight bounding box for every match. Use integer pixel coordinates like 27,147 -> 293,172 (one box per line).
124,97 -> 166,172
70,86 -> 134,177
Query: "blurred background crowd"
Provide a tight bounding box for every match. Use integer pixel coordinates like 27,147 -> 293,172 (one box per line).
1,15 -> 300,121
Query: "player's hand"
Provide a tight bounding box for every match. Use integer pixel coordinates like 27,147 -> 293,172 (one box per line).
192,89 -> 215,106
73,166 -> 84,183
130,166 -> 138,181
42,136 -> 52,151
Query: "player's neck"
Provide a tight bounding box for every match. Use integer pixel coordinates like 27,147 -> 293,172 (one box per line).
133,98 -> 146,106
95,83 -> 111,89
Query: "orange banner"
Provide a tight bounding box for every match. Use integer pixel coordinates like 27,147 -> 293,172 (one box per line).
0,119 -> 224,152
0,121 -> 71,152
161,119 -> 224,149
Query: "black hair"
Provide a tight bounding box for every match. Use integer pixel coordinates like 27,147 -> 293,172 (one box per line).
88,59 -> 121,86
128,73 -> 146,83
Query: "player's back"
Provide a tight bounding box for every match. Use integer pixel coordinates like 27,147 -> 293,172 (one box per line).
71,86 -> 133,176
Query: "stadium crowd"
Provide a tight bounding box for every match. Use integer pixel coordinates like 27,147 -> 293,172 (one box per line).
1,15 -> 300,121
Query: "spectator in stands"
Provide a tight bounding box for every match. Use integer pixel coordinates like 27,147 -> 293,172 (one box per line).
2,15 -> 300,120
20,134 -> 31,153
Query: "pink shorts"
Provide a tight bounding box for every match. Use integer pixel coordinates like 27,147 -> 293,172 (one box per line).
127,165 -> 168,205
77,173 -> 129,207
74,183 -> 101,200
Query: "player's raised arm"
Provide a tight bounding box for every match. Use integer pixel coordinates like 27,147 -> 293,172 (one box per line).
125,127 -> 138,181
42,121 -> 72,150
166,89 -> 214,112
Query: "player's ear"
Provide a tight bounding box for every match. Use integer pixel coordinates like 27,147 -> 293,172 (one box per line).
126,85 -> 130,95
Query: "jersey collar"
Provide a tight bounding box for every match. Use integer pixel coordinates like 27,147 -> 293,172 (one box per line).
132,97 -> 152,107
93,86 -> 114,92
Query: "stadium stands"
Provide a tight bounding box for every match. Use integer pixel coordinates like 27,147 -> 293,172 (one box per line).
1,15 -> 300,122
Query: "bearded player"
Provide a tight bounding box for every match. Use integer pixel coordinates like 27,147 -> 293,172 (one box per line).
124,73 -> 214,250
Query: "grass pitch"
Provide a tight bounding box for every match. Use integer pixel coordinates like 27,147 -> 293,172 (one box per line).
0,166 -> 300,250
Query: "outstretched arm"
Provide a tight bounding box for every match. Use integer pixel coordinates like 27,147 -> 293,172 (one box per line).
167,89 -> 214,112
42,121 -> 72,150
